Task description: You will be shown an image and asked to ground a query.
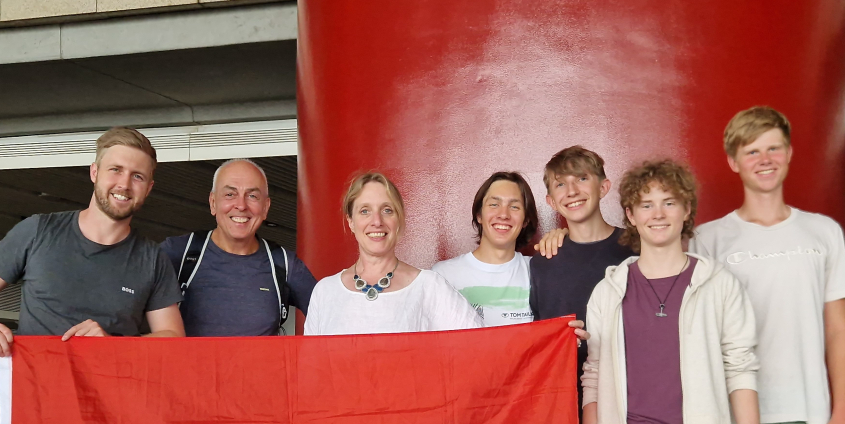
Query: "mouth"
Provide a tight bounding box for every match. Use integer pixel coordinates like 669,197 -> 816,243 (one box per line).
492,224 -> 512,231
111,193 -> 130,202
755,169 -> 775,175
565,200 -> 586,209
366,232 -> 387,239
648,224 -> 669,230
230,216 -> 250,224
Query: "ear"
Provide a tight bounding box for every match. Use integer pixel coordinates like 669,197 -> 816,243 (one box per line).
599,178 -> 612,199
209,191 -> 217,216
90,163 -> 98,184
684,202 -> 691,221
545,194 -> 555,209
347,215 -> 354,232
625,207 -> 636,227
144,180 -> 155,197
786,144 -> 793,164
727,155 -> 740,173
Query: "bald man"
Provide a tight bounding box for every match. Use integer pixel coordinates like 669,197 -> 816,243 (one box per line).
160,159 -> 317,336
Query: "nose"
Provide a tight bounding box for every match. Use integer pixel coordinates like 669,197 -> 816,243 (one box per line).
116,171 -> 132,189
653,204 -> 667,219
565,183 -> 580,197
498,206 -> 511,219
371,211 -> 383,226
233,194 -> 247,210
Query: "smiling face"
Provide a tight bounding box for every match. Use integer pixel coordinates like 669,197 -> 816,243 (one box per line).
477,180 -> 527,251
90,145 -> 155,221
347,181 -> 401,258
209,161 -> 270,243
545,172 -> 610,224
728,128 -> 792,194
625,183 -> 690,251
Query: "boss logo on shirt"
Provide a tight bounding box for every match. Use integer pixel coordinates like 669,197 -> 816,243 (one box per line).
121,287 -> 135,294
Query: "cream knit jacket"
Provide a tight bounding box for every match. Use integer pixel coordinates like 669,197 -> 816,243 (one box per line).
582,253 -> 759,423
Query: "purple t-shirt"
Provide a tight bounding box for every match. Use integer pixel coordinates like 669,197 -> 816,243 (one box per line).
623,256 -> 697,424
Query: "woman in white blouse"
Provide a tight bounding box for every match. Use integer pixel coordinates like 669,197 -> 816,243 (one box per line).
304,172 -> 483,335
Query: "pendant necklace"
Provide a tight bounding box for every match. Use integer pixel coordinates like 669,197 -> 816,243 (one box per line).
353,260 -> 399,301
641,256 -> 689,318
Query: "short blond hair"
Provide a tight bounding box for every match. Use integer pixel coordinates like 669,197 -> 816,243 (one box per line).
723,106 -> 791,158
342,172 -> 406,233
543,146 -> 607,193
95,127 -> 158,172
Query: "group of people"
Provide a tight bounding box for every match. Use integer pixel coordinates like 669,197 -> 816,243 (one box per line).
0,105 -> 840,424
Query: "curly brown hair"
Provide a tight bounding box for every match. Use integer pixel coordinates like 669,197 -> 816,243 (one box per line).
618,160 -> 697,253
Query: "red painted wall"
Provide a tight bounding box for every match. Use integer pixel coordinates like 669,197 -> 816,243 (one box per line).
297,0 -> 845,279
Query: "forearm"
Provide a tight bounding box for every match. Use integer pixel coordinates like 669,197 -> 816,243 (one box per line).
143,329 -> 185,338
582,402 -> 597,424
827,330 -> 845,418
729,389 -> 759,424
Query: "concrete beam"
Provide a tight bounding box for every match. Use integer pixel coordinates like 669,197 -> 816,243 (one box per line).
0,100 -> 295,137
0,2 -> 296,64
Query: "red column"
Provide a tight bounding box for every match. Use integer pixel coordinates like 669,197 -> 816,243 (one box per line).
297,0 -> 845,279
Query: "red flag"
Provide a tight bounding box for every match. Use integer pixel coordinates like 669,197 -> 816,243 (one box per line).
8,316 -> 577,423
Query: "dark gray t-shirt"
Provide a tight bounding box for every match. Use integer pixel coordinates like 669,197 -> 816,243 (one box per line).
0,210 -> 183,336
160,234 -> 317,337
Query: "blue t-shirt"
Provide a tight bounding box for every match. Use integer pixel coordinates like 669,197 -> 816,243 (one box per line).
160,234 -> 317,337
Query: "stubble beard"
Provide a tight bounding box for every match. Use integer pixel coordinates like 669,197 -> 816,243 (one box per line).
94,183 -> 137,221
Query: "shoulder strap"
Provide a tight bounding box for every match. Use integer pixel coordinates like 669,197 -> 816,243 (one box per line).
178,231 -> 212,296
262,239 -> 290,333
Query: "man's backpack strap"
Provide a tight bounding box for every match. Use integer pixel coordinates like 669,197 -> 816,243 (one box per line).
262,238 -> 291,333
178,230 -> 212,296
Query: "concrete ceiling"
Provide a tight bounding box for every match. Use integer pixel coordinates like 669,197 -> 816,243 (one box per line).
0,39 -> 297,136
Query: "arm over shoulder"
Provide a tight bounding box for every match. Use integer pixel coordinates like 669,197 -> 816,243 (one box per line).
159,235 -> 190,275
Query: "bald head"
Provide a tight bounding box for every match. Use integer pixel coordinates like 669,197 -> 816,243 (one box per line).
211,159 -> 269,196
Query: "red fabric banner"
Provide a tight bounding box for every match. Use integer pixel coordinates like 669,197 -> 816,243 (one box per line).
11,316 -> 577,423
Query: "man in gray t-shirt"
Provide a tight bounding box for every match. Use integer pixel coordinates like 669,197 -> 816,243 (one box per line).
0,127 -> 184,356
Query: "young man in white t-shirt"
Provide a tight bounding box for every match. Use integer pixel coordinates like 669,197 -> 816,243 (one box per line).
689,106 -> 845,424
432,172 -> 540,326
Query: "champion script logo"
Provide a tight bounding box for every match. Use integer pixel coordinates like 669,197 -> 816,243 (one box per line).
726,245 -> 823,265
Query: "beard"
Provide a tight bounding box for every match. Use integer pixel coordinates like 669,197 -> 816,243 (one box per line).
94,183 -> 138,221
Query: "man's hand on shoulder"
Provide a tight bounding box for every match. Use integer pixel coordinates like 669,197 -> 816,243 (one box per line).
533,228 -> 569,259
62,319 -> 109,341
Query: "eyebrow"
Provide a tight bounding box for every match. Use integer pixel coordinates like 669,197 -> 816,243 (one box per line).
222,185 -> 262,193
488,196 -> 521,203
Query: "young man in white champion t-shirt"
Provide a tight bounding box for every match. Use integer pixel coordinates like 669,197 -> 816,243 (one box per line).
689,106 -> 845,424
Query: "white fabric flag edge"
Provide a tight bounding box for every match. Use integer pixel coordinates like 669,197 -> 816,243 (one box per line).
0,356 -> 10,424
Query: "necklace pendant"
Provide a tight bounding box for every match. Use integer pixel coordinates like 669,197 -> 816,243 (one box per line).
354,277 -> 367,290
655,304 -> 668,318
365,287 -> 379,301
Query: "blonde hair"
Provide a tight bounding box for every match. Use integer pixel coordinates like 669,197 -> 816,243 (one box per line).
95,127 -> 157,172
723,106 -> 791,157
543,145 -> 607,193
342,172 -> 406,233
